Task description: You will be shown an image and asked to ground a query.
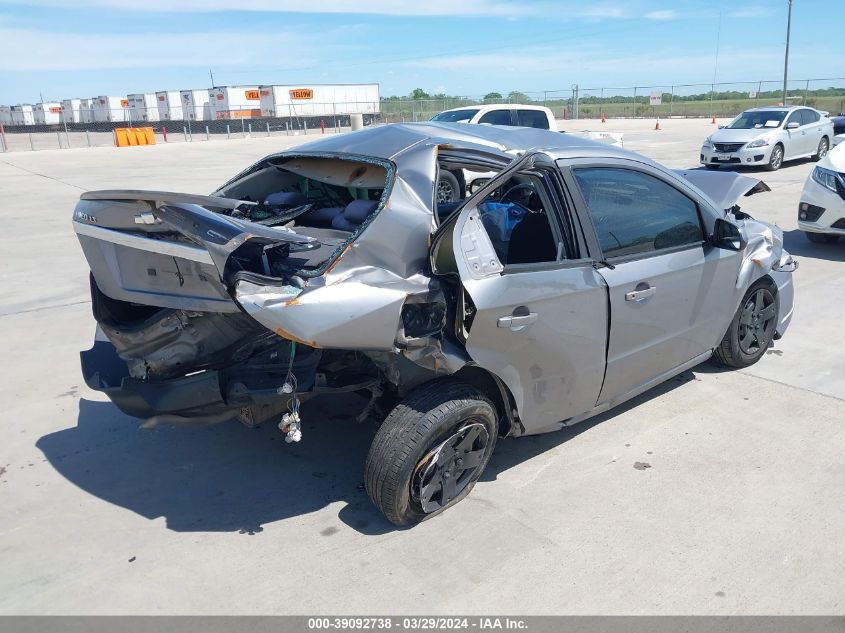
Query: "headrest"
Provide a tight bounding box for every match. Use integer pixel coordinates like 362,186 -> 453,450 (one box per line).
264,191 -> 307,207
344,200 -> 378,224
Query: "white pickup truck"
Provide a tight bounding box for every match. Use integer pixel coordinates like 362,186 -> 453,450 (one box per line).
431,104 -> 624,200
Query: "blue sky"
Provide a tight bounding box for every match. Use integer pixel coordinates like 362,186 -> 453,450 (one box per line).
0,0 -> 843,104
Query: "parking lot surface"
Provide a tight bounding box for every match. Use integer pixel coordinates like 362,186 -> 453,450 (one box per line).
1,119 -> 843,614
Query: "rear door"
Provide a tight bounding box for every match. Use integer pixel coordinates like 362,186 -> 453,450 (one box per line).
433,153 -> 608,433
800,109 -> 823,153
563,162 -> 742,405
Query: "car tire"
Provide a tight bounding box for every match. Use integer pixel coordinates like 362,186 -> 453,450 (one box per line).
714,279 -> 779,369
765,144 -> 784,171
365,379 -> 498,526
805,231 -> 840,244
436,170 -> 461,204
812,136 -> 830,161
704,164 -> 720,170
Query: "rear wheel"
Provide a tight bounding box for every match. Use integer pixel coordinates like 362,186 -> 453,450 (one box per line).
765,144 -> 784,171
812,136 -> 830,161
365,380 -> 497,526
714,280 -> 778,368
805,231 -> 840,244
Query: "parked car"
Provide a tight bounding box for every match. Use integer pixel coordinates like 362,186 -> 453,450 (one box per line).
74,123 -> 796,525
431,104 -> 623,199
798,141 -> 845,243
701,106 -> 833,171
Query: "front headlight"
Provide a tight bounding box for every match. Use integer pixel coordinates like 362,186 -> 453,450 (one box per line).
811,167 -> 840,193
746,137 -> 770,148
702,137 -> 713,149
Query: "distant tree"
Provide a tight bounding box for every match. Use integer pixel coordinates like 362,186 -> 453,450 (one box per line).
410,88 -> 430,99
484,92 -> 503,101
507,91 -> 530,103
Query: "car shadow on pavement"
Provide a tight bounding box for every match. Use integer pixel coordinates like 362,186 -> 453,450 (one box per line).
38,369 -> 697,536
781,229 -> 845,263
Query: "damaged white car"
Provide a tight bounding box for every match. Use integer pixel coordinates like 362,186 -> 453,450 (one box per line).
74,123 -> 796,525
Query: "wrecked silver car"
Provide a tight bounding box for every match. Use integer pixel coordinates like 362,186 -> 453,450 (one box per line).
74,122 -> 796,525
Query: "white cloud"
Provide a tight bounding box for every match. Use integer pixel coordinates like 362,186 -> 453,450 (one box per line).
0,27 -> 328,71
645,10 -> 677,20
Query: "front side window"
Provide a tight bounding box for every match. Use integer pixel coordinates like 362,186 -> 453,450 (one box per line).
517,110 -> 549,129
478,109 -> 514,126
475,172 -> 564,266
785,111 -> 803,127
573,168 -> 703,259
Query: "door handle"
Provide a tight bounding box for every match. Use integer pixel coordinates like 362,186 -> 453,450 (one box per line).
625,286 -> 656,302
497,313 -> 538,329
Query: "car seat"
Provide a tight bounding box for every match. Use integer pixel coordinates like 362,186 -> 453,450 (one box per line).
331,200 -> 379,232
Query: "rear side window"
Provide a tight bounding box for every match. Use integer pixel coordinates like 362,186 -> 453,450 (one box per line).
516,110 -> 549,129
800,109 -> 819,125
478,109 -> 514,126
573,168 -> 704,258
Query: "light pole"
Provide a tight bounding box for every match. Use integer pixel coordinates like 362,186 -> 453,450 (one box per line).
782,0 -> 793,105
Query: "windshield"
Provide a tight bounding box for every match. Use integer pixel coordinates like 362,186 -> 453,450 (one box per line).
431,109 -> 479,123
728,110 -> 787,129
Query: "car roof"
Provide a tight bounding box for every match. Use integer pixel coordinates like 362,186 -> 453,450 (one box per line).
441,103 -> 549,113
743,105 -> 808,113
284,121 -> 636,163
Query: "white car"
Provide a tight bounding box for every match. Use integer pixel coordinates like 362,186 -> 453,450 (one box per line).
701,106 -> 833,171
431,104 -> 623,199
798,142 -> 845,243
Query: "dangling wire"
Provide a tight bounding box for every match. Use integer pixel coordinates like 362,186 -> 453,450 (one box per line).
279,341 -> 302,442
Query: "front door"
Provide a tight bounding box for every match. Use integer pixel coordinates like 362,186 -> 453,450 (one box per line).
434,155 -> 609,433
567,165 -> 741,404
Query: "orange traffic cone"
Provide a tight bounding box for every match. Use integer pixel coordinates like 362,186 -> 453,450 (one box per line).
601,113 -> 607,123
711,115 -> 716,124
654,117 -> 661,131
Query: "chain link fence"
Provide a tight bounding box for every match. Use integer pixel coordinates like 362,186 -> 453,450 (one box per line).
2,78 -> 844,152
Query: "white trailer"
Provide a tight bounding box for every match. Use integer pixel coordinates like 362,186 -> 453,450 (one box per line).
156,91 -> 183,121
80,99 -> 95,124
11,105 -> 35,126
259,83 -> 380,118
61,99 -> 83,123
33,102 -> 62,125
180,89 -> 211,121
127,93 -> 160,122
0,106 -> 11,126
93,96 -> 129,122
210,85 -> 261,120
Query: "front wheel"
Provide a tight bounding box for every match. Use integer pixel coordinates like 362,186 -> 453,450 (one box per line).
436,170 -> 461,204
765,144 -> 784,171
714,280 -> 779,368
365,380 -> 498,526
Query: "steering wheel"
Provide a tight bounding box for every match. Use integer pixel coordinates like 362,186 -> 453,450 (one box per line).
500,182 -> 535,203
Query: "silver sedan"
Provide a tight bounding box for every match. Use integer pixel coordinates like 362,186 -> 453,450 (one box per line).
701,106 -> 833,171
74,123 -> 797,525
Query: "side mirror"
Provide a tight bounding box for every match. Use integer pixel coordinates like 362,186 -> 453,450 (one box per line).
711,218 -> 746,251
718,124 -> 726,129
786,121 -> 800,130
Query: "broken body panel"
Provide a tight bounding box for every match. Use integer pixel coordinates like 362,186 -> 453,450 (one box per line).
75,122 -> 794,436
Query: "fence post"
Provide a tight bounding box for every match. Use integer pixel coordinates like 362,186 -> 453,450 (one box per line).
804,79 -> 810,105
86,130 -> 91,147
266,122 -> 270,137
226,124 -> 231,140
206,125 -> 210,141
183,126 -> 188,142
0,123 -> 6,153
285,122 -> 290,136
56,131 -> 63,149
248,122 -> 252,136
63,120 -> 69,148
241,118 -> 246,138
304,120 -> 308,134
